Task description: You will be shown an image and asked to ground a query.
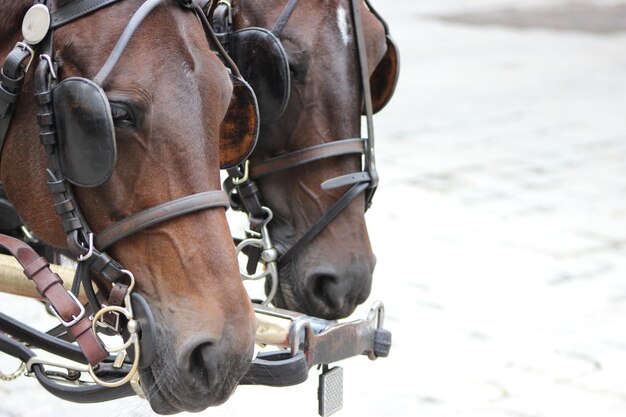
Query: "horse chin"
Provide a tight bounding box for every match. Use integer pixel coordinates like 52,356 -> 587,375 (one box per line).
139,365 -> 235,414
135,321 -> 246,414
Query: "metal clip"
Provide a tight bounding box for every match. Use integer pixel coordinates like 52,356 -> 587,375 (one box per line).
25,357 -> 89,374
231,160 -> 250,186
236,207 -> 278,305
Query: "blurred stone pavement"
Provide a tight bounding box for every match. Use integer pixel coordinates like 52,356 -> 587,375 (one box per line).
2,0 -> 626,416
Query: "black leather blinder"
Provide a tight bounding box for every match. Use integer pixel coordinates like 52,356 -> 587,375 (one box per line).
53,77 -> 117,188
217,27 -> 290,124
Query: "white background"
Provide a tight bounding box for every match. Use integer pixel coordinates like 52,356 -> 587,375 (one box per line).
2,0 -> 626,416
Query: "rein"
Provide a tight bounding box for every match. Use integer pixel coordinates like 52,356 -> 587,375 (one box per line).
0,0 -> 230,401
218,0 -> 384,303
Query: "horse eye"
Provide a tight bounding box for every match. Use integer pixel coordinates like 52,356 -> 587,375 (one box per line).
109,102 -> 135,127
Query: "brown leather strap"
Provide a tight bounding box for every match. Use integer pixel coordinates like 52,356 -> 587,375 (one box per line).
271,0 -> 300,36
250,138 -> 365,179
95,190 -> 230,250
350,0 -> 378,206
0,234 -> 107,366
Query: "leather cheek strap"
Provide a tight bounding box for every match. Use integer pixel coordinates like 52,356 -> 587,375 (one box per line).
0,235 -> 108,366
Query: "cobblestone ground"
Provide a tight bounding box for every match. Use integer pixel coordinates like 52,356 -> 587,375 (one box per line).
2,0 -> 626,416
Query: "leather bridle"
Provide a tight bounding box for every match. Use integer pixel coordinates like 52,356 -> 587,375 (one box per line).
0,0 -> 231,401
219,0 -> 381,296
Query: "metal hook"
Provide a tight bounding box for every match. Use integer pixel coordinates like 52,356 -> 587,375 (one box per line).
39,54 -> 57,79
77,233 -> 94,261
231,160 -> 250,186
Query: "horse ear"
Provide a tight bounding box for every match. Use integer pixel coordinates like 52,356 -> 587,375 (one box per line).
219,75 -> 259,169
367,35 -> 400,114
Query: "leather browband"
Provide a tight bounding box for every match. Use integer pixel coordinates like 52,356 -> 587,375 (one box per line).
51,0 -> 123,28
95,190 -> 230,250
250,138 -> 366,179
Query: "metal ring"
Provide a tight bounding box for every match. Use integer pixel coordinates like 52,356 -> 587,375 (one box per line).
92,306 -> 135,353
0,361 -> 25,382
88,337 -> 140,388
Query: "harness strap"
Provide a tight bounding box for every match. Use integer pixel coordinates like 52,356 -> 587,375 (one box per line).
0,234 -> 107,366
50,0 -> 122,28
93,0 -> 166,86
0,45 -> 34,160
250,138 -> 366,179
271,0 -> 300,37
350,0 -> 378,207
0,311 -> 85,363
280,182 -> 368,265
94,190 -> 230,250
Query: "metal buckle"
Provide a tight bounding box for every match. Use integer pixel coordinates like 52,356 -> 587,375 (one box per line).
50,290 -> 86,327
14,42 -> 34,74
217,0 -> 233,25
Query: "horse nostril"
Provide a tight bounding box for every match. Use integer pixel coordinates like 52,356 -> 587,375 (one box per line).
187,342 -> 215,385
307,270 -> 348,312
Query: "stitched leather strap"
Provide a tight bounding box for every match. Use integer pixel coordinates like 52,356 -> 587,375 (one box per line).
0,234 -> 107,366
0,46 -> 34,160
250,138 -> 365,179
50,0 -> 122,28
95,190 -> 230,250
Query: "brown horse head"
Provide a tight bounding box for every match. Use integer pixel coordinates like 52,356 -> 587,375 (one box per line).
228,0 -> 395,319
0,0 -> 255,413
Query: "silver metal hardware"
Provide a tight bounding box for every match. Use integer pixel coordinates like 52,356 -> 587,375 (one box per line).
25,357 -> 89,374
367,300 -> 385,329
112,351 -> 127,369
236,207 -> 278,305
130,373 -> 146,399
217,0 -> 233,25
20,225 -> 38,243
318,366 -> 343,416
39,54 -> 57,79
21,4 -> 50,45
0,361 -> 26,381
89,270 -> 140,388
14,42 -> 35,74
50,290 -> 86,327
77,233 -> 94,261
231,160 -> 250,185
